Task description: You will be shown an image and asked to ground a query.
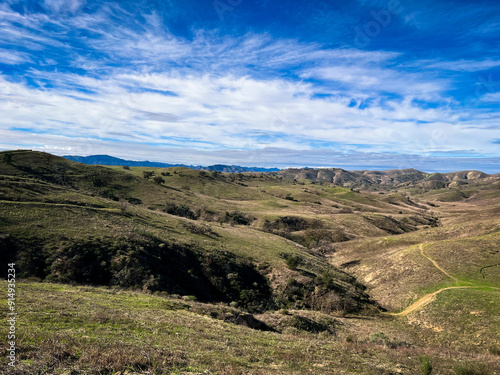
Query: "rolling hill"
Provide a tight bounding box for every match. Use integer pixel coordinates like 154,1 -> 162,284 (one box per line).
1,149 -> 499,374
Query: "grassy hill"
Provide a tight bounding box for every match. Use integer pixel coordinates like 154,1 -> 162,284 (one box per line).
1,150 -> 499,374
275,166 -> 500,192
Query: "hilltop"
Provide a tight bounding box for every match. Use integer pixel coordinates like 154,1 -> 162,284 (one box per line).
1,149 -> 499,374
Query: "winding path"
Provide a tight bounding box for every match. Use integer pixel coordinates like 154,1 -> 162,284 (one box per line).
389,244 -> 498,316
390,286 -> 474,316
419,244 -> 462,282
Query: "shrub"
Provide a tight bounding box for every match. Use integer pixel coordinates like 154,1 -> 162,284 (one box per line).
99,187 -> 118,201
285,315 -> 334,334
183,222 -> 218,237
164,202 -> 198,220
127,197 -> 142,205
369,332 -> 390,345
419,355 -> 433,375
263,216 -> 314,232
221,211 -> 254,226
118,198 -> 128,215
143,171 -> 155,179
284,254 -> 302,270
153,176 -> 165,184
3,152 -> 13,163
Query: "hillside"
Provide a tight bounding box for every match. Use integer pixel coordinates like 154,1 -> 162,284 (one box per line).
275,167 -> 500,191
1,150 -> 499,374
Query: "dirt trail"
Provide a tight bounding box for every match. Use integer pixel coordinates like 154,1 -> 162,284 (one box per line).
390,286 -> 473,316
389,244 -> 499,317
419,244 -> 462,282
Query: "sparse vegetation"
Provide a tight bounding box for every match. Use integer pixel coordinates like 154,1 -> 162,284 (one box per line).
454,362 -> 488,375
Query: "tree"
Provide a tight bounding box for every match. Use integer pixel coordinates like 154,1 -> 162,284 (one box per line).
153,176 -> 165,184
143,171 -> 154,179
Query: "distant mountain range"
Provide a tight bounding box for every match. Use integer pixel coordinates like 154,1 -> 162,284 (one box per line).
62,155 -> 280,173
62,154 -> 499,190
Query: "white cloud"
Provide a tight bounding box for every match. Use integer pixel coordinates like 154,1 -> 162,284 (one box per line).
481,92 -> 500,102
43,0 -> 86,14
1,70 -> 499,159
421,59 -> 500,72
302,65 -> 448,100
0,48 -> 31,64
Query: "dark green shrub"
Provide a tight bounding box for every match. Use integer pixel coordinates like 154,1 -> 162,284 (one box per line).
419,355 -> 433,375
99,187 -> 118,200
127,197 -> 142,205
283,254 -> 302,270
153,176 -> 165,184
164,202 -> 198,220
143,170 -> 154,179
222,211 -> 254,226
285,315 -> 335,334
183,222 -> 218,237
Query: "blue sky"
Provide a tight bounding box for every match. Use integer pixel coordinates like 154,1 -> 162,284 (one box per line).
0,0 -> 499,172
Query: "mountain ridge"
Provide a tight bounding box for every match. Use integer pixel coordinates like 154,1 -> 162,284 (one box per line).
274,167 -> 499,189
57,153 -> 500,190
62,154 -> 280,173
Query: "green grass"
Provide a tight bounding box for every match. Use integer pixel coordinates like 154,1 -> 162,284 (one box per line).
1,281 -> 499,374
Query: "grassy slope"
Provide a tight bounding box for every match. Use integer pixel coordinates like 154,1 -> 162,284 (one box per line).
1,281 -> 499,375
331,193 -> 500,352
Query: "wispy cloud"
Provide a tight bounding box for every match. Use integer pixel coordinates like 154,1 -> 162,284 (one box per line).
424,59 -> 500,72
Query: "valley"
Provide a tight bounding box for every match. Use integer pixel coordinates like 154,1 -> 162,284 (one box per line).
0,150 -> 499,374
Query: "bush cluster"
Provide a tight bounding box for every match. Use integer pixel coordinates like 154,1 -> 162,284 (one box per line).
220,211 -> 254,226
10,234 -> 273,313
164,202 -> 199,220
